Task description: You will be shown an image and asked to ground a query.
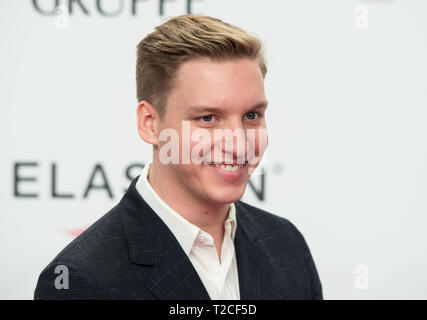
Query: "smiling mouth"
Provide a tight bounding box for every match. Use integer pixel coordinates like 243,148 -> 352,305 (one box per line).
210,163 -> 244,172
203,161 -> 247,172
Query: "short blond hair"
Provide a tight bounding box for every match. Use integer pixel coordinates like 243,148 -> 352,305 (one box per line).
136,14 -> 267,118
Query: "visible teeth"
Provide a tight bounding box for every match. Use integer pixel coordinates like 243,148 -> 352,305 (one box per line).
214,164 -> 241,172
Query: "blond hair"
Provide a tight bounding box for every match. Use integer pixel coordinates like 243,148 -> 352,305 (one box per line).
136,14 -> 267,118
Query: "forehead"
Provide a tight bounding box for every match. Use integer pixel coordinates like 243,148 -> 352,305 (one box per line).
168,57 -> 266,113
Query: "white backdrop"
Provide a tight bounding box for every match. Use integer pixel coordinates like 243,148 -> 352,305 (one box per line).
1,0 -> 427,299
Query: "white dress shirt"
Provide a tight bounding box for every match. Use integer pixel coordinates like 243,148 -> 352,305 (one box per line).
135,163 -> 240,300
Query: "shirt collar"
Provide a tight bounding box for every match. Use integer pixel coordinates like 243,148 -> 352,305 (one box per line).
135,162 -> 237,256
225,200 -> 237,240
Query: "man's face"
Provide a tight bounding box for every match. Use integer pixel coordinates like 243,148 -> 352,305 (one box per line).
155,57 -> 268,205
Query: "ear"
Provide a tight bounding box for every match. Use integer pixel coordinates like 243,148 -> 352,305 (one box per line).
136,101 -> 160,146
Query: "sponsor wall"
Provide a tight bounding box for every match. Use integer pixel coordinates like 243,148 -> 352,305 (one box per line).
1,0 -> 427,299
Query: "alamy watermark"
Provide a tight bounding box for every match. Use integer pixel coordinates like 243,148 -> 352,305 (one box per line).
354,4 -> 369,30
157,121 -> 268,175
54,264 -> 69,290
354,264 -> 369,290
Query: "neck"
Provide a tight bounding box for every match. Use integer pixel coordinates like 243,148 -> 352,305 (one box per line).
147,160 -> 230,233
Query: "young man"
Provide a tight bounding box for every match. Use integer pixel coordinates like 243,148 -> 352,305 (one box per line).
35,15 -> 323,300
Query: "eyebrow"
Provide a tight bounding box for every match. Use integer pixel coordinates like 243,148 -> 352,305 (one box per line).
186,101 -> 268,116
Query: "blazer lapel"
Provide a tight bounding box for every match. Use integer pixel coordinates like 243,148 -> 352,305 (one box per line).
119,177 -> 210,300
145,232 -> 211,300
234,201 -> 263,299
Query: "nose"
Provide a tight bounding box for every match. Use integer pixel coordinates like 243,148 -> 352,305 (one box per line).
217,119 -> 246,165
231,126 -> 246,162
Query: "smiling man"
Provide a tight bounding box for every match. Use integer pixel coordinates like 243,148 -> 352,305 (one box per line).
35,14 -> 323,300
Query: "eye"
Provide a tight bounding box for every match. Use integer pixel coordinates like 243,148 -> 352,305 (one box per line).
244,112 -> 258,120
200,114 -> 214,122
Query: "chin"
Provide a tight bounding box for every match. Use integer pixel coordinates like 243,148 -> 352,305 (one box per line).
196,162 -> 250,204
204,184 -> 247,204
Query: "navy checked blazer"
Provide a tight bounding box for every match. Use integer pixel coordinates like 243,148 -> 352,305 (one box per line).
34,177 -> 323,300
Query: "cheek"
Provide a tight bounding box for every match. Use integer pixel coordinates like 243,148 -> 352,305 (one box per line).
243,128 -> 267,169
256,127 -> 268,154
188,128 -> 215,163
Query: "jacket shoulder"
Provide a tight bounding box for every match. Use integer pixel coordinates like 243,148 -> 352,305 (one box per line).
34,204 -> 127,299
236,200 -> 303,240
235,200 -> 323,300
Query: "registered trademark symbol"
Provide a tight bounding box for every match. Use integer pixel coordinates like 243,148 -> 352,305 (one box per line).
273,163 -> 284,174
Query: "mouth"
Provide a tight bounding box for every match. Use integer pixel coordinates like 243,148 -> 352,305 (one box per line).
209,163 -> 244,172
203,162 -> 247,181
